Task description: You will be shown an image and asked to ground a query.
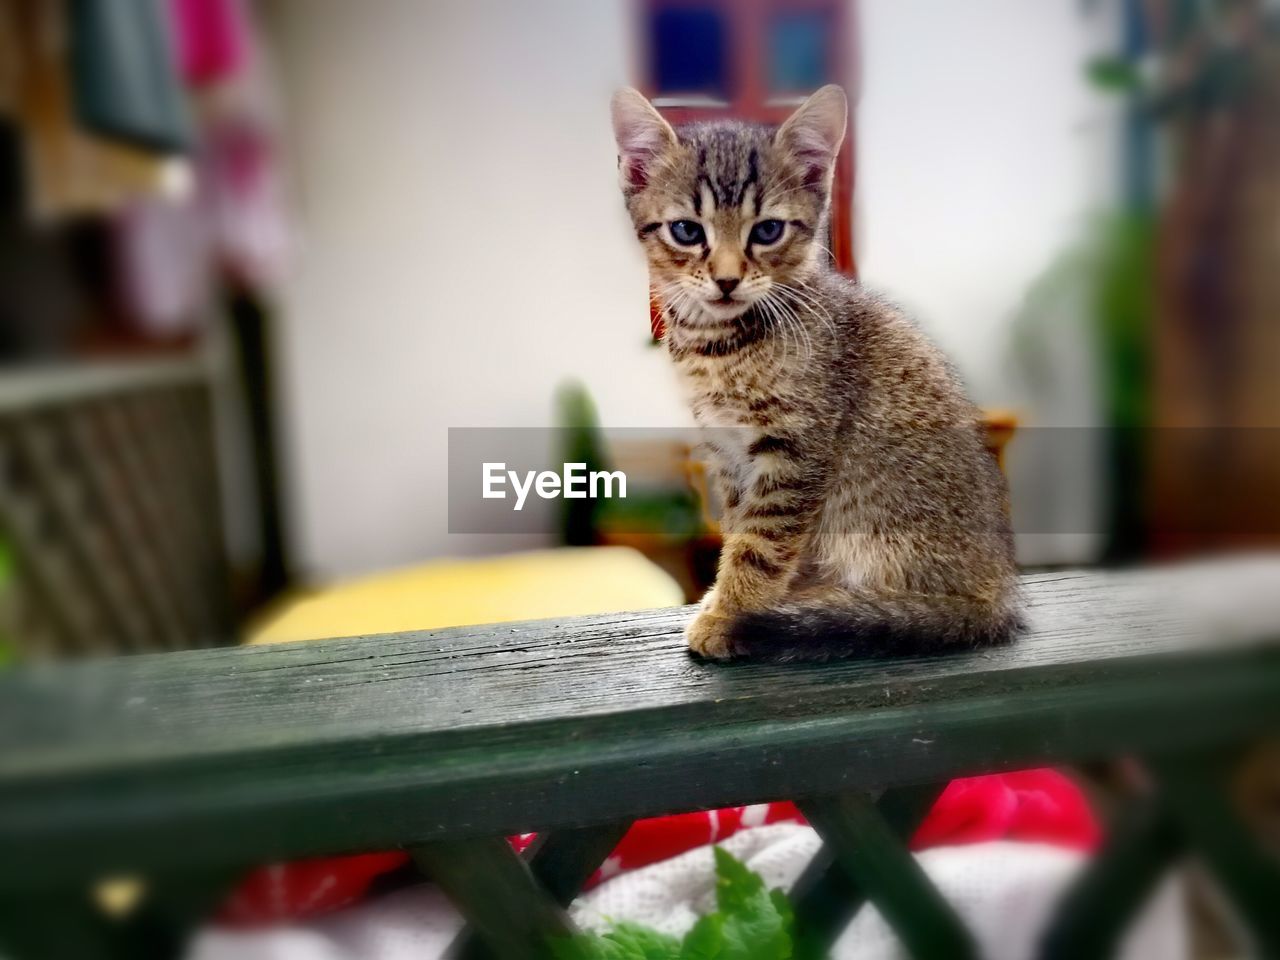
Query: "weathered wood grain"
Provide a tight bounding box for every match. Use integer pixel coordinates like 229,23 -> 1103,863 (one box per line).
2,566 -> 1279,892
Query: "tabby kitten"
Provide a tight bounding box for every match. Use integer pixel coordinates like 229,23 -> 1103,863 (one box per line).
611,85 -> 1022,661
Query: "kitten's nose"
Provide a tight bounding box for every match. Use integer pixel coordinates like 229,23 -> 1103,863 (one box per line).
715,278 -> 740,296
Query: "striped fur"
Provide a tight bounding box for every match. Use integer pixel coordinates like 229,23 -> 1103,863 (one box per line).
611,87 -> 1022,661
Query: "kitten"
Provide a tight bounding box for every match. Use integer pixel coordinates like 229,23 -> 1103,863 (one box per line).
611,85 -> 1023,661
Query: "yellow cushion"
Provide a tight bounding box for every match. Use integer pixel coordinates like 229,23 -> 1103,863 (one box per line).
246,546 -> 684,645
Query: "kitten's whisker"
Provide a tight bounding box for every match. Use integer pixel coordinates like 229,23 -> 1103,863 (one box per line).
771,286 -> 832,348
765,185 -> 822,204
767,292 -> 812,363
764,169 -> 818,197
806,243 -> 843,271
788,279 -> 841,331
755,294 -> 790,364
773,283 -> 839,344
655,282 -> 700,325
773,299 -> 804,366
759,293 -> 799,366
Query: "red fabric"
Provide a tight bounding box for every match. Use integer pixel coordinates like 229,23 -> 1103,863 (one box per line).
218,769 -> 1099,926
508,801 -> 809,886
220,853 -> 408,925
910,770 -> 1101,852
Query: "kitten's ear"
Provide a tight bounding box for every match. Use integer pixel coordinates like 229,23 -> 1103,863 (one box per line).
611,88 -> 677,191
774,84 -> 847,186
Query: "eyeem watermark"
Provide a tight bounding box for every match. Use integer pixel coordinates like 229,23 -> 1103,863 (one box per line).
454,425 -> 1266,536
482,462 -> 627,511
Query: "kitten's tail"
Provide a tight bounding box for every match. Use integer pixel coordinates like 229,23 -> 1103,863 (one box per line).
723,589 -> 1023,663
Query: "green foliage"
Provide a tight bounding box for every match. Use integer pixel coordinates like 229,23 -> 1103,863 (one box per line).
1005,210 -> 1157,561
552,923 -> 681,960
555,381 -> 613,547
1007,213 -> 1154,430
1086,56 -> 1143,93
1084,4 -> 1267,118
554,848 -> 797,960
596,488 -> 703,540
1092,214 -> 1155,432
555,380 -> 704,542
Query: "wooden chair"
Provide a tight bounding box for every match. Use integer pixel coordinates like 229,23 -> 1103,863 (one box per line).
2,563 -> 1279,959
0,296 -> 285,660
0,360 -> 235,658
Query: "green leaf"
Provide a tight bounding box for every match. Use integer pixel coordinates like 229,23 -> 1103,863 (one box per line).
560,849 -> 795,960
604,924 -> 682,960
679,913 -> 724,960
550,935 -> 610,960
711,847 -> 764,914
681,848 -> 793,960
555,922 -> 681,960
768,889 -> 794,929
552,934 -> 629,960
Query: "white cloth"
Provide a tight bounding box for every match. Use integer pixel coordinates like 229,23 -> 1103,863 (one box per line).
189,825 -> 1187,960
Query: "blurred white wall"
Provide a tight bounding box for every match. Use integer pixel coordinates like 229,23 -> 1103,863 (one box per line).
855,1 -> 1118,566
856,0 -> 1116,402
264,0 -> 1115,581
265,0 -> 682,579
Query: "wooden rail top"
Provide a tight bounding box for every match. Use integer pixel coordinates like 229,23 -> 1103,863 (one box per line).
3,564 -> 1280,892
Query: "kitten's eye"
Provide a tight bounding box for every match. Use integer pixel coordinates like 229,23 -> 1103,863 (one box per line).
750,219 -> 785,246
669,220 -> 705,246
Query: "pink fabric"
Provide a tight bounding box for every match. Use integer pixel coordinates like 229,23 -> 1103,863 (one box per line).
168,0 -> 247,85
219,769 -> 1100,926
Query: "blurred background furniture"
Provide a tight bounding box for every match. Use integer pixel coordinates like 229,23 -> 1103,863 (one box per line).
0,360 -> 234,657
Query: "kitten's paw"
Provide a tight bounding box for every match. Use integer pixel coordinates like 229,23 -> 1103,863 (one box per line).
685,610 -> 735,660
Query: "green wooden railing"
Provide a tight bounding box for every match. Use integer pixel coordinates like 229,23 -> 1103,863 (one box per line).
2,566 -> 1280,958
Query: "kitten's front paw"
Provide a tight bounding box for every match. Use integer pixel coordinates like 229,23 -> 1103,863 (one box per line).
685,610 -> 735,660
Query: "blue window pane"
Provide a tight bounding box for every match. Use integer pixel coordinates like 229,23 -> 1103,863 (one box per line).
649,7 -> 727,97
768,12 -> 829,95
